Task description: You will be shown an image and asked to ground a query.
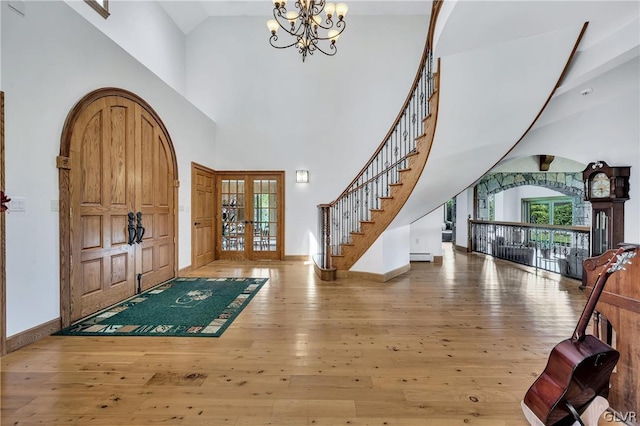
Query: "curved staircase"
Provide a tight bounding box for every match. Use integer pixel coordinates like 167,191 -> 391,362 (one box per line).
315,2 -> 443,279
330,73 -> 439,271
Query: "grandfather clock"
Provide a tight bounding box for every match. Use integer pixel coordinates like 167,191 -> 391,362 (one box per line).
582,161 -> 630,256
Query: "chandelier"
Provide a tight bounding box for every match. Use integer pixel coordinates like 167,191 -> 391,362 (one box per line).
267,0 -> 348,62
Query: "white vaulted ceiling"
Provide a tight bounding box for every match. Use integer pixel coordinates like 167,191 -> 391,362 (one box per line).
158,0 -> 431,34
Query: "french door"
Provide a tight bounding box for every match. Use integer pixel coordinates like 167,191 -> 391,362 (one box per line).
217,172 -> 284,260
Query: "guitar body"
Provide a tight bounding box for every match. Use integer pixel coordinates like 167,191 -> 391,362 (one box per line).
523,335 -> 620,425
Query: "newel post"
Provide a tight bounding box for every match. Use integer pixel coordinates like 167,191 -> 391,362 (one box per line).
317,204 -> 332,269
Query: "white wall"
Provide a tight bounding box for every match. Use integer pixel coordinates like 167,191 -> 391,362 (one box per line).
495,186 -> 568,222
352,225 -> 410,275
410,205 -> 444,258
454,188 -> 473,249
64,0 -> 187,95
2,1 -> 216,336
493,191 -> 504,221
185,15 -> 429,256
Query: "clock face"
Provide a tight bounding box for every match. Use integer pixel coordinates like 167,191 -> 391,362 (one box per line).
590,172 -> 611,198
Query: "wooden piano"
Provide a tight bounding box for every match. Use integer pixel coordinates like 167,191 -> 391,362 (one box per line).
583,244 -> 640,423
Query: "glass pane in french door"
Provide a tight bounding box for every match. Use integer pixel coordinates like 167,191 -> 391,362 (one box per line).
221,179 -> 245,252
253,179 -> 277,252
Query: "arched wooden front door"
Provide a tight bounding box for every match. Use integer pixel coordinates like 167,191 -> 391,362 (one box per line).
59,88 -> 178,325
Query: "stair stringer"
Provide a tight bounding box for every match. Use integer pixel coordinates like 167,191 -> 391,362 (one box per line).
331,72 -> 440,271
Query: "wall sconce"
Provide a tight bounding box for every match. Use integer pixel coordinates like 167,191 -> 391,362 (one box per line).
296,170 -> 310,183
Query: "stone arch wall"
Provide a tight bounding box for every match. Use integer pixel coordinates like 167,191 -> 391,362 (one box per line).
476,172 -> 590,226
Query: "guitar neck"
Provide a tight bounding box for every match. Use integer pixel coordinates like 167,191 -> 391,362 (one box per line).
572,270 -> 610,341
572,245 -> 636,342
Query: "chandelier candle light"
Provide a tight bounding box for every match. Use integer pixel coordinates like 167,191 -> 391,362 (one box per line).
267,0 -> 348,62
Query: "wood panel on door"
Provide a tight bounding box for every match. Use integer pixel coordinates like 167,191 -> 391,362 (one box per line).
217,172 -> 284,261
137,106 -> 175,291
71,97 -> 136,319
192,164 -> 215,269
69,96 -> 175,321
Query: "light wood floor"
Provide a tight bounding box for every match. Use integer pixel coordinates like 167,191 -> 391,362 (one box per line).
1,245 -> 622,425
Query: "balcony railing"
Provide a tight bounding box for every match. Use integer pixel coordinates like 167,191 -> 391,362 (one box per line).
469,219 -> 590,279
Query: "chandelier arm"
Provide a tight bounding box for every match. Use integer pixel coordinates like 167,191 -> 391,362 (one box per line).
309,39 -> 337,56
269,34 -> 303,50
310,1 -> 325,16
313,22 -> 346,41
272,9 -> 307,37
273,6 -> 289,19
312,18 -> 336,31
315,19 -> 346,35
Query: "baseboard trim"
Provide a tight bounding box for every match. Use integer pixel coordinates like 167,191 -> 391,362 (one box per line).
336,269 -> 382,282
284,255 -> 310,262
383,263 -> 411,281
178,265 -> 192,276
6,318 -> 61,353
337,263 -> 411,283
432,255 -> 444,264
454,244 -> 468,252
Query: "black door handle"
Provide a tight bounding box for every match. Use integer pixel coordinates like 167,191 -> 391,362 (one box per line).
194,222 -> 201,226
135,212 -> 145,244
127,212 -> 136,245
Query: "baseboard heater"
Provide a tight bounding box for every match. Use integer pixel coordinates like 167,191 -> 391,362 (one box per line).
410,252 -> 434,262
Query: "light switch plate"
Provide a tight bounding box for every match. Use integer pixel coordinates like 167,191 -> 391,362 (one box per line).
9,197 -> 26,212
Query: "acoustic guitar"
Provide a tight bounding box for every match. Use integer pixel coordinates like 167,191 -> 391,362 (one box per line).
523,244 -> 637,425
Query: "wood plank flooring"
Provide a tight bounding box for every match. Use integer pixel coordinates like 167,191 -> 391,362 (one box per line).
1,245 -> 625,425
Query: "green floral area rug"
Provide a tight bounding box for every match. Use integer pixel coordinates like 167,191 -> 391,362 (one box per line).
56,277 -> 268,337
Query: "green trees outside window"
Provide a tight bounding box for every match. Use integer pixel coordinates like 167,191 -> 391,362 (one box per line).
523,197 -> 573,226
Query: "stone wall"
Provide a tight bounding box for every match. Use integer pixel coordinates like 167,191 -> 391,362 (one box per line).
475,172 -> 590,226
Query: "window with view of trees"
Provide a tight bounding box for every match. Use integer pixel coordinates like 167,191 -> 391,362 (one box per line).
522,197 -> 573,226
